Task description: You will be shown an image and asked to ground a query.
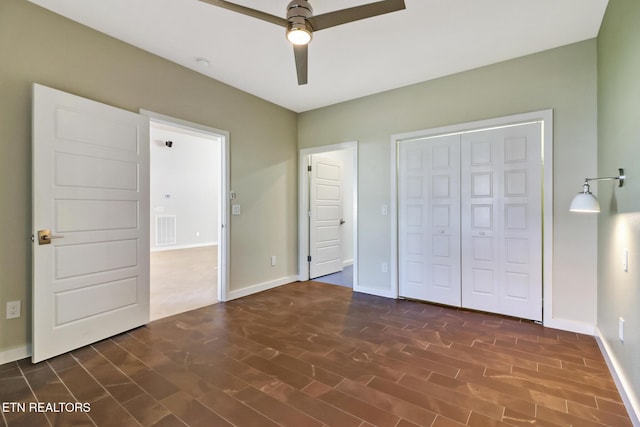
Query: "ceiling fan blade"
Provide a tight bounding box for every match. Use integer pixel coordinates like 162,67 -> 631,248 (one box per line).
293,44 -> 308,85
308,0 -> 405,31
198,0 -> 288,27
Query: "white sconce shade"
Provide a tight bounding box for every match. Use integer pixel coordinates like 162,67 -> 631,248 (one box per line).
570,183 -> 600,212
569,168 -> 625,213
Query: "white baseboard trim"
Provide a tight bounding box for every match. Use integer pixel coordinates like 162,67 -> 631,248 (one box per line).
226,275 -> 298,301
595,328 -> 640,426
543,317 -> 596,336
343,259 -> 354,267
353,285 -> 396,299
151,242 -> 217,252
0,345 -> 31,365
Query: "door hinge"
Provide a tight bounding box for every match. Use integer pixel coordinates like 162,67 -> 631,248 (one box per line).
308,210 -> 312,217
307,255 -> 312,262
308,165 -> 312,172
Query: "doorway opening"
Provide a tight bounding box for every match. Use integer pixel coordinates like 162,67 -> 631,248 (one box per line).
299,142 -> 358,290
144,111 -> 229,320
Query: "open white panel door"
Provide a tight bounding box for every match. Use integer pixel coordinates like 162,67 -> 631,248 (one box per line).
32,84 -> 150,362
309,155 -> 343,279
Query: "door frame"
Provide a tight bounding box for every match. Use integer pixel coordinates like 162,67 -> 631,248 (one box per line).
390,110 -> 554,325
141,110 -> 230,302
298,142 -> 358,289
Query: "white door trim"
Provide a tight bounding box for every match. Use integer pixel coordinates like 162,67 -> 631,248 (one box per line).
391,110 -> 553,324
140,110 -> 230,302
299,142 -> 358,289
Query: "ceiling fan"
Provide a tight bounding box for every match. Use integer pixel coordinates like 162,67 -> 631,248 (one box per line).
199,0 -> 406,85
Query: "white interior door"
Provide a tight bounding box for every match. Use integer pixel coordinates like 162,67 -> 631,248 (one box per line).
309,155 -> 343,279
461,123 -> 542,321
398,135 -> 461,306
32,84 -> 150,362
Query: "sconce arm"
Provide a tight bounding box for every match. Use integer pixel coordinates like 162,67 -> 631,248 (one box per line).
584,168 -> 625,187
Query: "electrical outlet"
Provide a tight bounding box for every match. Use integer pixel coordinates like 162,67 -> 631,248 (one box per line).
619,317 -> 625,342
232,204 -> 241,215
6,301 -> 21,319
271,255 -> 277,266
623,248 -> 629,272
381,262 -> 388,273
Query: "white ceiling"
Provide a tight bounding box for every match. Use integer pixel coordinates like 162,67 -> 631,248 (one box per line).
28,0 -> 608,112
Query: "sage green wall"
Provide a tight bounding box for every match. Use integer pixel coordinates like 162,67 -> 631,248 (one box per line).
0,0 -> 298,356
299,40 -> 599,330
597,0 -> 640,414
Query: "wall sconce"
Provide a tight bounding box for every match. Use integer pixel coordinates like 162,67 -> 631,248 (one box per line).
570,168 -> 625,213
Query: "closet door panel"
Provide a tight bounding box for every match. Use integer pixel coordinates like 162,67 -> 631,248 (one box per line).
399,135 -> 461,306
461,123 -> 542,321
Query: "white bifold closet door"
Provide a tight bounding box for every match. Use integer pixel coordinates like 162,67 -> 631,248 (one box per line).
460,123 -> 542,321
398,122 -> 542,321
398,135 -> 461,306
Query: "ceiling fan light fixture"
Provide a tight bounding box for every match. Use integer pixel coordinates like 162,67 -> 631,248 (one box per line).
286,0 -> 313,45
200,0 -> 407,85
287,22 -> 312,45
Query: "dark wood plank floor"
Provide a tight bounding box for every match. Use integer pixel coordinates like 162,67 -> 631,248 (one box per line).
0,281 -> 632,426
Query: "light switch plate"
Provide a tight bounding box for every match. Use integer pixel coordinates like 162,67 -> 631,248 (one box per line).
232,204 -> 241,215
619,317 -> 625,342
6,301 -> 20,319
623,248 -> 628,272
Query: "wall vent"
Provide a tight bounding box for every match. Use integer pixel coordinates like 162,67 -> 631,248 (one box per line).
155,215 -> 177,246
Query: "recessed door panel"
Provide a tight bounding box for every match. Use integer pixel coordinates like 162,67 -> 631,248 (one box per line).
406,176 -> 423,198
432,175 -> 450,198
472,237 -> 493,262
56,107 -> 138,152
472,173 -> 493,197
505,238 -> 529,264
432,235 -> 450,258
505,170 -> 528,196
406,233 -> 423,255
471,205 -> 493,229
505,272 -> 529,299
432,206 -> 450,227
505,204 -> 528,230
55,278 -> 138,325
55,240 -> 138,279
406,205 -> 423,227
505,137 -> 528,163
55,199 -> 138,232
472,269 -> 494,295
56,153 -> 138,190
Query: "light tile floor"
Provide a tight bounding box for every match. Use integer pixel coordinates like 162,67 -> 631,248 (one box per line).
150,245 -> 218,320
